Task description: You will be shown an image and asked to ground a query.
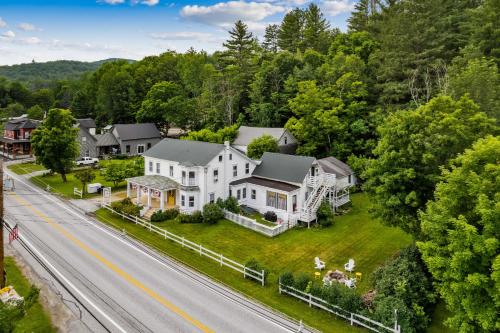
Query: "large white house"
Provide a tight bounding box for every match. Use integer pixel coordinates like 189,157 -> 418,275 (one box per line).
126,139 -> 355,224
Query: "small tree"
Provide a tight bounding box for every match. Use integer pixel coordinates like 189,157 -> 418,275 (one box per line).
316,201 -> 333,227
31,108 -> 79,182
247,134 -> 279,159
202,203 -> 224,225
223,196 -> 240,213
101,162 -> 127,187
74,169 -> 96,194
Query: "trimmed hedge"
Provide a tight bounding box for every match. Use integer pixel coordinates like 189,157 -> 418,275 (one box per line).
177,211 -> 203,224
110,197 -> 141,216
150,208 -> 179,222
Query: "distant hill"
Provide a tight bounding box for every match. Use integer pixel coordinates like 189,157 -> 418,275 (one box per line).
0,58 -> 134,84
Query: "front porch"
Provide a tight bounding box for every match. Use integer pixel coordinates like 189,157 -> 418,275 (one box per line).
0,139 -> 33,160
126,175 -> 180,212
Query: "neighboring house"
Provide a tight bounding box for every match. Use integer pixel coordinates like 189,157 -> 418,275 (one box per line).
95,123 -> 161,157
233,126 -> 297,155
126,139 -> 355,225
75,118 -> 98,158
0,116 -> 39,159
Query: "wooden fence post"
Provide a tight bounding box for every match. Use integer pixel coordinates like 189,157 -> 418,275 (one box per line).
220,254 -> 223,266
350,313 -> 354,325
261,269 -> 265,286
199,244 -> 202,255
309,294 -> 312,307
243,266 -> 246,279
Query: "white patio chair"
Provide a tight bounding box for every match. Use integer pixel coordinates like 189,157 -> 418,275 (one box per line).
344,278 -> 356,289
314,257 -> 325,270
344,258 -> 355,272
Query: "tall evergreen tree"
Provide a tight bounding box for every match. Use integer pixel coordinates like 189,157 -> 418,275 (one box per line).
278,8 -> 305,53
303,3 -> 332,53
222,20 -> 256,69
262,24 -> 279,53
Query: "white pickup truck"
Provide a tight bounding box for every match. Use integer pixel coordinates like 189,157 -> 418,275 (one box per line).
76,157 -> 99,166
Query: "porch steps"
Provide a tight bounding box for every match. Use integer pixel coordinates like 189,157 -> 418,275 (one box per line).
142,208 -> 157,221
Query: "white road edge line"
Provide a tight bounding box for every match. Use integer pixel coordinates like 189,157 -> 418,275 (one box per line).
6,171 -> 296,333
7,225 -> 128,333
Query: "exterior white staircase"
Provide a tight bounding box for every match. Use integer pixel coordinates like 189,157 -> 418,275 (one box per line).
300,173 -> 336,222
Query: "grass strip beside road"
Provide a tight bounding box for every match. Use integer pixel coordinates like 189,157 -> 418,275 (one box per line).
5,257 -> 55,333
7,162 -> 46,175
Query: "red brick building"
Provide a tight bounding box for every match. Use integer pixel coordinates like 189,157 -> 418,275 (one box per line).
0,117 -> 40,159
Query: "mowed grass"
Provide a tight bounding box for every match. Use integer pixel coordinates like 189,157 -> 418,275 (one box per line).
31,171 -> 126,199
5,257 -> 55,333
7,162 -> 46,175
96,193 -> 412,332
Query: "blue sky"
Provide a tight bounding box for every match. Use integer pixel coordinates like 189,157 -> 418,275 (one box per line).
0,0 -> 357,65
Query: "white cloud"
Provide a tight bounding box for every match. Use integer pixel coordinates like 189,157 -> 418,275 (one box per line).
321,0 -> 355,16
21,37 -> 41,44
18,23 -> 39,31
99,0 -> 125,4
140,0 -> 160,5
1,30 -> 16,39
180,1 -> 285,27
151,31 -> 217,42
0,17 -> 6,28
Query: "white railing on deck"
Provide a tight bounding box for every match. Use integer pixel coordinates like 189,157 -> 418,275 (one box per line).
279,282 -> 401,333
223,210 -> 295,237
102,204 -> 265,286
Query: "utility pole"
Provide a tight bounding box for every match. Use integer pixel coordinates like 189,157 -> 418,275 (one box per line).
0,160 -> 4,288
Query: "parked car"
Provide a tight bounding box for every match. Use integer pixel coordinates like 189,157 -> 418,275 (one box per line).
76,157 -> 99,166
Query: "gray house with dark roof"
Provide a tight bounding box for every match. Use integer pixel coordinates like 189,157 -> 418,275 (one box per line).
125,138 -> 355,225
94,123 -> 161,156
233,126 -> 297,155
75,118 -> 98,158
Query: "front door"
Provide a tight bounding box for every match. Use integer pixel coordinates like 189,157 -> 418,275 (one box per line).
167,190 -> 176,206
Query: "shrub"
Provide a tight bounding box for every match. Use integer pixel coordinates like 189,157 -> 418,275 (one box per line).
337,286 -> 364,313
247,134 -> 279,159
178,211 -> 203,224
111,197 -> 141,216
279,272 -> 294,286
373,296 -> 414,333
0,301 -> 24,333
216,197 -> 225,209
316,201 -> 333,227
294,273 -> 311,291
203,203 -> 224,225
224,196 -> 240,213
151,209 -> 179,222
264,211 -> 277,222
245,258 -> 268,283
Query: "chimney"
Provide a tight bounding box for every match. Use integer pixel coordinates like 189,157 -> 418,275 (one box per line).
224,141 -> 230,148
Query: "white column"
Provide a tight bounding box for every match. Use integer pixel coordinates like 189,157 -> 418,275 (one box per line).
147,188 -> 152,207
160,191 -> 165,211
127,182 -> 131,198
136,185 -> 141,206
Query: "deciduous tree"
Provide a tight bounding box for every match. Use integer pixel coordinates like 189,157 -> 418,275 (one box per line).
247,134 -> 279,159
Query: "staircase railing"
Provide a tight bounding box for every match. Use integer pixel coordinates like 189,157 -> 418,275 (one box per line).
301,173 -> 336,221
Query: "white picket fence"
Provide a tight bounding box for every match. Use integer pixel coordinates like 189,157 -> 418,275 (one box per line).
102,204 -> 266,286
73,187 -> 83,198
279,282 -> 401,333
223,210 -> 297,237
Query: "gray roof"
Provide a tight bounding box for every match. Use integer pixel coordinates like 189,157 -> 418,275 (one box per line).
252,152 -> 315,184
318,157 -> 353,178
144,139 -> 224,166
76,118 -> 96,128
113,123 -> 161,141
5,118 -> 39,131
95,132 -> 119,147
127,175 -> 179,191
233,126 -> 286,146
230,176 -> 299,192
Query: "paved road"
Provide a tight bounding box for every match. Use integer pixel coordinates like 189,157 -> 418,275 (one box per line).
4,170 -> 311,333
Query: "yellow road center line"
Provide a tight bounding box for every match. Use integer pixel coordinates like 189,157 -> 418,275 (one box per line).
12,193 -> 214,333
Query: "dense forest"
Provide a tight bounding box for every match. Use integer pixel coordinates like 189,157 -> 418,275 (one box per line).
0,58 -> 132,89
0,1 -> 499,331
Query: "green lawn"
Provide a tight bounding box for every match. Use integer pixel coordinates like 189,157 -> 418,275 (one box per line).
96,193 -> 413,332
7,162 -> 46,175
5,257 -> 55,333
31,171 -> 126,199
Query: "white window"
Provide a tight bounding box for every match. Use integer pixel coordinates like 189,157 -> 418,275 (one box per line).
219,155 -> 222,162
284,136 -> 288,144
348,175 -> 352,184
169,166 -> 174,177
229,153 -> 232,160
233,165 -> 237,177
237,189 -> 241,200
245,163 -> 250,174
188,171 -> 195,186
213,169 -> 219,183
137,144 -> 145,154
267,191 -> 287,210
82,136 -> 87,142
156,162 -> 160,174
209,193 -> 215,203
189,196 -> 194,207
182,171 -> 186,184
251,189 -> 256,200
242,188 -> 246,199
181,195 -> 185,206
126,145 -> 131,153
149,161 -> 153,172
